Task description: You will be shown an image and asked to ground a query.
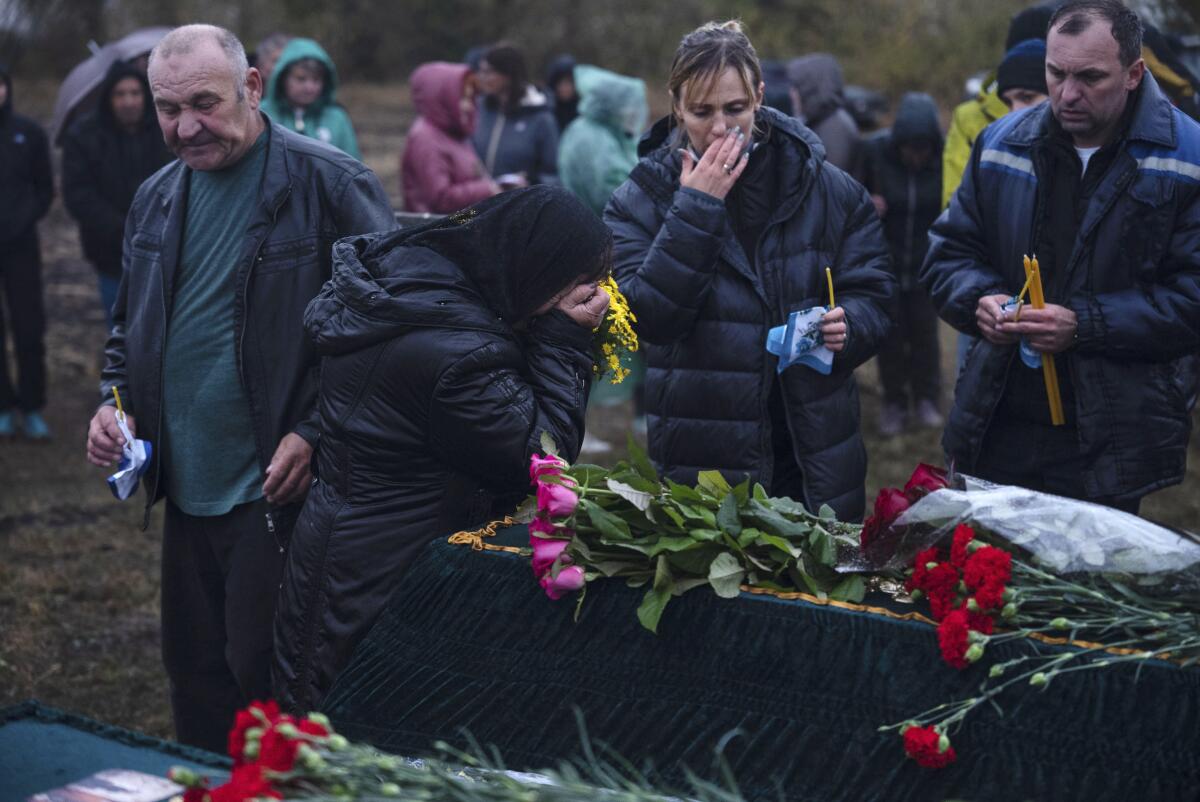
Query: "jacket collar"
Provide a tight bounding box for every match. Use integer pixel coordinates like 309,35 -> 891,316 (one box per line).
158,114 -> 293,213
1003,72 -> 1175,150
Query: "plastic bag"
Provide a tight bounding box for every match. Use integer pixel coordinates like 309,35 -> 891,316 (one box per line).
895,475 -> 1200,592
107,412 -> 152,501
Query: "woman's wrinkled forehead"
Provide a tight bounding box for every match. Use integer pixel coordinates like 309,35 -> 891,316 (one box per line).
677,64 -> 756,108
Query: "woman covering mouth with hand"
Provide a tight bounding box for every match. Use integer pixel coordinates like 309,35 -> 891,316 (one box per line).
603,20 -> 895,520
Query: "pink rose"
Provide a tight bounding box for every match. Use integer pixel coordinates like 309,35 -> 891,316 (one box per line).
540,565 -> 586,600
537,480 -> 579,519
528,516 -> 558,535
530,535 -> 570,578
529,454 -> 567,484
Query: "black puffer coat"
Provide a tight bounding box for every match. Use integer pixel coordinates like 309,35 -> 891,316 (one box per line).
0,64 -> 53,244
603,107 -> 894,520
62,62 -> 171,278
860,93 -> 944,291
274,209 -> 599,712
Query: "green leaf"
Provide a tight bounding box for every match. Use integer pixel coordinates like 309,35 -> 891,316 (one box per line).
755,532 -> 802,559
584,501 -> 632,542
708,552 -> 745,599
731,478 -> 751,505
752,483 -> 770,502
666,547 -> 720,575
626,575 -> 650,588
689,528 -> 723,542
648,536 -> 704,556
653,554 -> 673,591
746,500 -> 810,538
663,506 -> 687,528
789,565 -> 826,598
627,434 -> 660,484
666,479 -> 705,503
717,492 -> 743,536
607,478 -> 654,512
737,527 -> 763,548
540,431 -> 559,456
637,587 -> 671,633
512,495 -> 538,524
830,575 -> 866,603
569,464 -> 610,488
672,577 -> 712,595
697,470 -> 732,497
817,503 -> 838,521
809,528 -> 837,565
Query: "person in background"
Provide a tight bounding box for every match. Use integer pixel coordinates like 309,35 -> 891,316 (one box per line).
402,62 -> 499,214
997,39 -> 1051,111
558,65 -> 647,215
545,54 -> 579,132
62,61 -> 172,329
473,42 -> 559,186
786,53 -> 861,174
1144,24 -> 1200,121
861,93 -> 945,437
0,64 -> 53,440
275,187 -> 611,711
759,59 -> 793,114
85,24 -> 395,752
605,21 -> 894,520
253,32 -> 291,87
921,1 -> 1200,514
261,37 -> 360,158
943,3 -> 1059,207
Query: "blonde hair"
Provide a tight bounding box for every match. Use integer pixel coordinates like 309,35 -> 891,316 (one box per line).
668,21 -> 762,121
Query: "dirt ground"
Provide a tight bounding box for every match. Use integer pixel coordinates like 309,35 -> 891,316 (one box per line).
1,80 -> 1197,739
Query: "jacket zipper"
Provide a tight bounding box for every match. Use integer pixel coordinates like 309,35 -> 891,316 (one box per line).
484,112 -> 506,175
903,173 -> 917,277
266,511 -> 283,553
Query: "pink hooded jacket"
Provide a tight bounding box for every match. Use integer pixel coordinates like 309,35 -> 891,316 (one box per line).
401,63 -> 496,214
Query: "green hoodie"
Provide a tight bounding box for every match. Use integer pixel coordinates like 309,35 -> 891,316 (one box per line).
557,66 -> 647,215
261,38 -> 361,159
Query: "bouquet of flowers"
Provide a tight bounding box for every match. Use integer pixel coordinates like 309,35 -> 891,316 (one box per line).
859,468 -> 1200,768
169,701 -> 748,802
523,435 -> 866,633
592,276 -> 638,384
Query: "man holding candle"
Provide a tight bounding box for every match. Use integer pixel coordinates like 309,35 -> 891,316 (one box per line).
921,0 -> 1200,513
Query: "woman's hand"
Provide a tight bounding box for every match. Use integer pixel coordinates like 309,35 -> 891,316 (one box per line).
556,282 -> 610,329
680,127 -> 749,200
820,306 -> 848,353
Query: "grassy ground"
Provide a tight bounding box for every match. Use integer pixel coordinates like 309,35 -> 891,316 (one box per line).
1,80 -> 1197,739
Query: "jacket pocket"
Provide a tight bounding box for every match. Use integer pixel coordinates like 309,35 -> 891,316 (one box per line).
1121,175 -> 1175,284
256,236 -> 322,275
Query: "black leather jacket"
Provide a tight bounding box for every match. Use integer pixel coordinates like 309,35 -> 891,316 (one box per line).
99,119 -> 396,523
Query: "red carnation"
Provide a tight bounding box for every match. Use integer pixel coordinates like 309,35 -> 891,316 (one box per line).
228,700 -> 282,765
963,603 -> 995,635
937,609 -> 972,669
964,546 -> 1012,588
298,718 -> 329,738
183,788 -> 208,802
924,563 -> 961,621
949,524 -> 975,569
964,546 -> 1012,611
905,547 -> 941,593
861,487 -> 911,550
258,723 -> 300,773
208,764 -> 281,802
902,725 -> 957,768
903,464 -> 949,501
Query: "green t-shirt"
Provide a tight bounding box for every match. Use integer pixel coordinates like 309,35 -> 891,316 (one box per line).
162,131 -> 269,516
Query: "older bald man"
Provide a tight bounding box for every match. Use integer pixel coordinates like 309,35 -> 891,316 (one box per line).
85,24 -> 395,749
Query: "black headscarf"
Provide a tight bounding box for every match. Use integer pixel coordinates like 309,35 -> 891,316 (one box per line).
390,185 -> 612,322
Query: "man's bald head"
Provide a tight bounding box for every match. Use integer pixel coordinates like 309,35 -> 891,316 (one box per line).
149,24 -> 249,101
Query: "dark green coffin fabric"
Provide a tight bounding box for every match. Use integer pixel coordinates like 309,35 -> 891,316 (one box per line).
322,533 -> 1200,802
0,701 -> 229,802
